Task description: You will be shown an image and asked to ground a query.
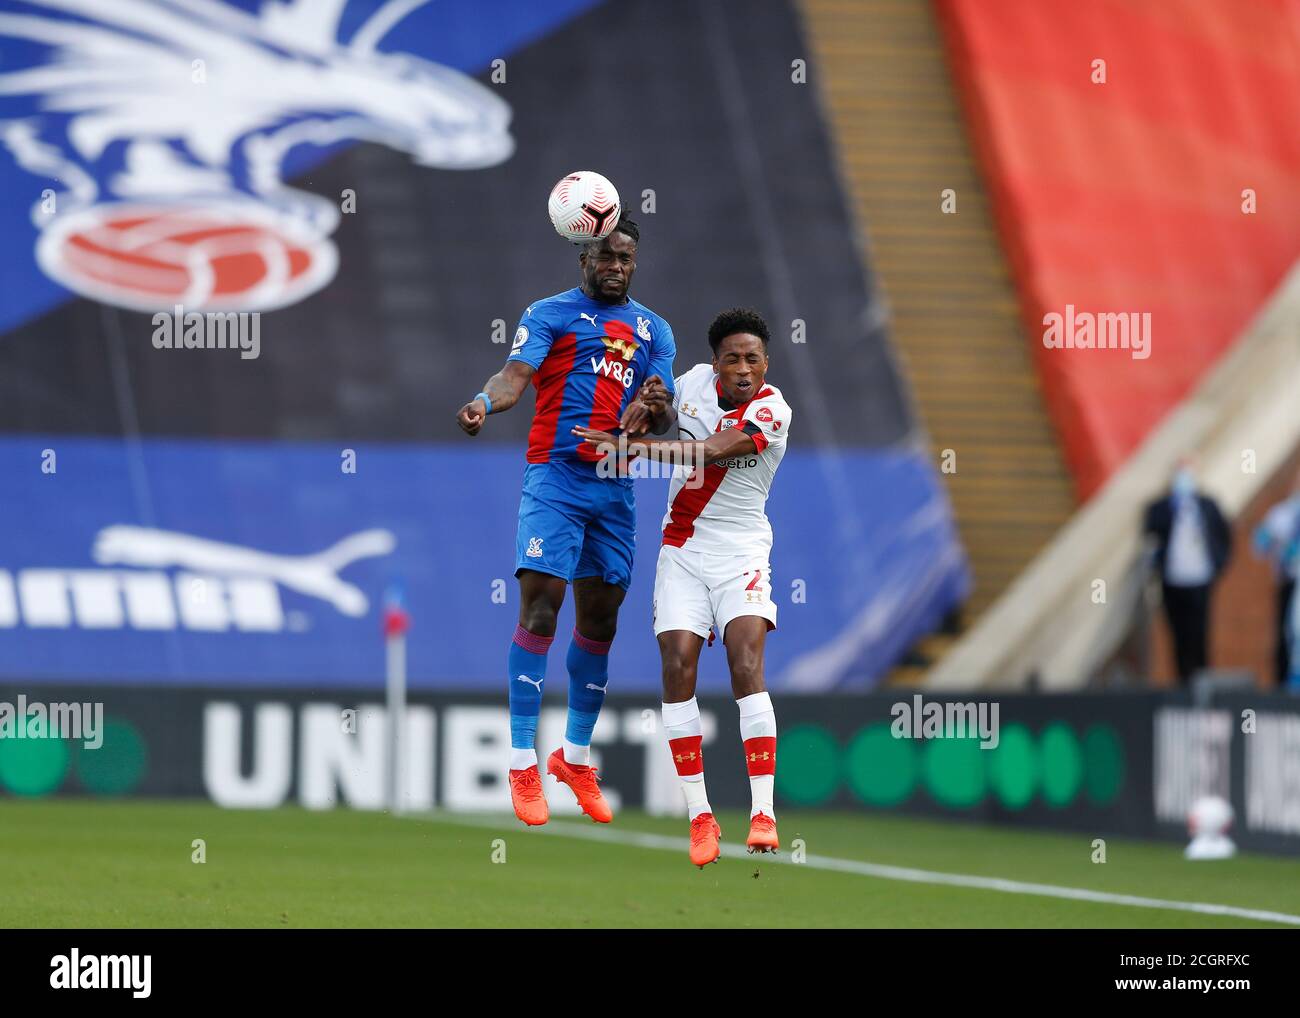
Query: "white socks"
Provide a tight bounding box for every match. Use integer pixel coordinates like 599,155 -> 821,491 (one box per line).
661,693 -> 779,821
510,743 -> 590,771
509,747 -> 537,771
738,691 -> 777,819
562,739 -> 590,767
662,697 -> 712,820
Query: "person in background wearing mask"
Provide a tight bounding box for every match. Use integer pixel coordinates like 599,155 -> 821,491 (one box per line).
1252,474 -> 1300,689
1143,459 -> 1233,683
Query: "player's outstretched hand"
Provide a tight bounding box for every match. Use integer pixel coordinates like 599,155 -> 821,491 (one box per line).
622,375 -> 669,436
572,426 -> 618,449
457,398 -> 487,437
572,427 -> 642,465
639,373 -> 668,400
638,375 -> 670,415
619,400 -> 652,437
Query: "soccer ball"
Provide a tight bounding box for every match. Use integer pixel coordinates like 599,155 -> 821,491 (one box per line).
548,171 -> 621,244
1187,795 -> 1233,837
1185,795 -> 1235,860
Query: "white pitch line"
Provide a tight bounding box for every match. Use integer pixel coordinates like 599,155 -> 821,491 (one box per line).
405,811 -> 1300,927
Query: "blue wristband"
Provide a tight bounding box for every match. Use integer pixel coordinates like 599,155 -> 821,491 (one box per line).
475,391 -> 493,415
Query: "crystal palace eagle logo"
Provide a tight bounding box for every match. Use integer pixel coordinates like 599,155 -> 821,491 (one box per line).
0,0 -> 515,312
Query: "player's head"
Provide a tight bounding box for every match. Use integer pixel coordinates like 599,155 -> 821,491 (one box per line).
579,214 -> 639,304
708,307 -> 769,403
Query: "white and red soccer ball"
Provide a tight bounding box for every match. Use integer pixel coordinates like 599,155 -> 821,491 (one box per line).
1185,795 -> 1236,860
1187,795 -> 1233,837
548,171 -> 621,244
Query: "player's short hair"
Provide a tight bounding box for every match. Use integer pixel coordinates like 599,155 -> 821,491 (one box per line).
584,212 -> 639,253
708,307 -> 770,353
611,212 -> 639,244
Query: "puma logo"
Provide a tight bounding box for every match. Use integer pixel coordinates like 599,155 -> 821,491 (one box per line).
579,312 -> 599,327
515,675 -> 544,691
585,682 -> 608,693
92,525 -> 394,616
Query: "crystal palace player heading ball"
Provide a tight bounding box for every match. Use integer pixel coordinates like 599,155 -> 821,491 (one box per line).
576,308 -> 791,867
456,187 -> 676,827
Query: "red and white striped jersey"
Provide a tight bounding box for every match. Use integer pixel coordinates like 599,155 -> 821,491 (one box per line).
660,363 -> 792,552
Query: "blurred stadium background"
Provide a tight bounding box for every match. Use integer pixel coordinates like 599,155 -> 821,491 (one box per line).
1,0 -> 1298,926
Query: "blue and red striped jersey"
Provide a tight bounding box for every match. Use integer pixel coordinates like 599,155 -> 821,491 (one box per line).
507,288 -> 677,468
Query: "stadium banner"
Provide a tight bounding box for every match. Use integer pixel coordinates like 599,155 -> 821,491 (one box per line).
936,0 -> 1300,499
0,0 -> 968,692
8,683 -> 1295,856
0,435 -> 957,693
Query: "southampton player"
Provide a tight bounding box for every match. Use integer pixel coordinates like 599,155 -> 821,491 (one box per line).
456,214 -> 677,826
575,308 -> 790,866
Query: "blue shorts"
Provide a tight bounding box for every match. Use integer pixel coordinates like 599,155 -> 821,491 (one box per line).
514,461 -> 636,590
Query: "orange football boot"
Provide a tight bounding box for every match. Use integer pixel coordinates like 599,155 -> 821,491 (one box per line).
689,812 -> 722,868
509,765 -> 549,826
546,748 -> 612,823
746,811 -> 779,853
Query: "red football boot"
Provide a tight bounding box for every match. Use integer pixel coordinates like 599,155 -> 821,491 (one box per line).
746,811 -> 779,853
689,812 -> 722,868
509,765 -> 549,826
546,748 -> 613,823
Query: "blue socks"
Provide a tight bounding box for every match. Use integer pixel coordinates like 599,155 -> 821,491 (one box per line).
508,625 -> 613,769
508,624 -> 552,769
562,629 -> 612,766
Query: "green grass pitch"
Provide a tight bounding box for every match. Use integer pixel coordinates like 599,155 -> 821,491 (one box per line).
2,799 -> 1298,928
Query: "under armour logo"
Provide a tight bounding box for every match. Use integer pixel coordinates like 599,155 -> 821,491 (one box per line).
674,751 -> 698,763
579,312 -> 599,327
585,682 -> 608,693
748,751 -> 772,762
515,675 -> 543,691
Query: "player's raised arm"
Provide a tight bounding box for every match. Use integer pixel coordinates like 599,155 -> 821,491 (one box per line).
459,297 -> 560,436
573,423 -> 757,466
456,360 -> 534,437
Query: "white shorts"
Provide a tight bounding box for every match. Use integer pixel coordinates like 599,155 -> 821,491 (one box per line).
652,543 -> 778,640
